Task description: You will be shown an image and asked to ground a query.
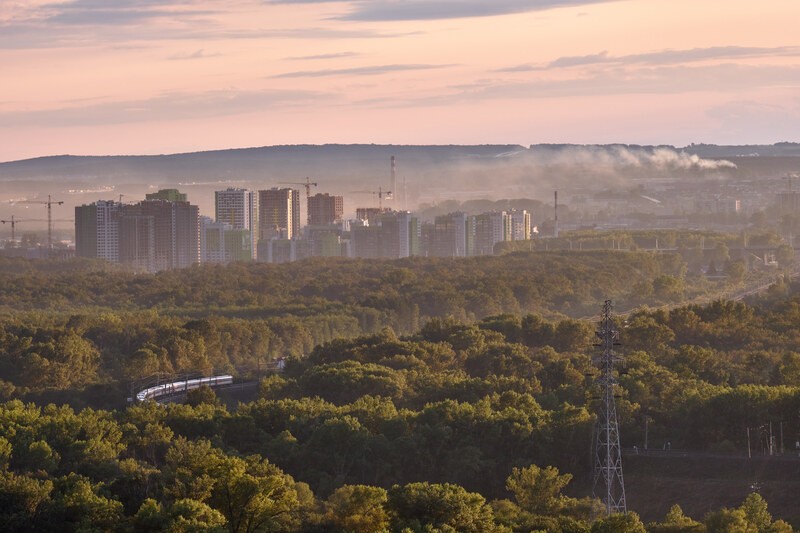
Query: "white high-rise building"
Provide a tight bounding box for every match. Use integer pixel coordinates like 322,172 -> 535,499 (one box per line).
473,211 -> 509,255
200,216 -> 229,264
509,209 -> 532,241
215,188 -> 257,259
95,200 -> 121,262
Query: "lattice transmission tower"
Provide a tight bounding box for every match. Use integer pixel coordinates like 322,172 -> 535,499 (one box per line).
592,300 -> 627,515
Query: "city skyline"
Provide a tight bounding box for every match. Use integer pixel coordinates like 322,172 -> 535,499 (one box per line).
67,187 -> 535,269
2,0 -> 799,162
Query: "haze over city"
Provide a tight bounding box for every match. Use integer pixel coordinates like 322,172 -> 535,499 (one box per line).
2,0 -> 800,162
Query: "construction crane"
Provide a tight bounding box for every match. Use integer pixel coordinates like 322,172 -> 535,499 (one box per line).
350,187 -> 392,210
279,177 -> 318,199
278,177 -> 318,225
0,215 -> 18,243
14,195 -> 65,251
1,217 -> 73,246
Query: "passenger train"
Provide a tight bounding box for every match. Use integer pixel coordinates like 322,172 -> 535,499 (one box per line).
134,375 -> 234,402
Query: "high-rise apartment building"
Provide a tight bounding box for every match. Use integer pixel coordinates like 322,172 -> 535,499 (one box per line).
200,216 -> 229,264
118,214 -> 156,272
258,188 -> 300,240
74,193 -> 198,272
351,211 -> 418,259
200,216 -> 253,264
509,209 -> 532,241
431,212 -> 472,257
215,188 -> 257,259
308,193 -> 344,226
75,200 -> 121,261
474,211 -> 510,255
129,199 -> 199,271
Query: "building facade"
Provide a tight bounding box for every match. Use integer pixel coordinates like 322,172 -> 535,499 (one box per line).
118,214 -> 156,272
145,189 -> 187,202
308,193 -> 344,226
474,211 -> 510,256
259,188 -> 300,240
431,212 -> 472,257
74,194 -> 198,272
75,200 -> 121,262
509,209 -> 532,241
215,188 -> 257,259
352,211 -> 418,259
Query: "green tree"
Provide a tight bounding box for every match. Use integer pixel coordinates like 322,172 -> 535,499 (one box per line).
0,471 -> 53,531
209,455 -> 300,533
648,504 -> 704,532
705,507 -> 748,533
324,484 -> 389,533
739,493 -> 771,532
387,482 -> 501,533
652,275 -> 685,302
126,347 -> 162,380
134,498 -> 227,532
505,464 -> 572,515
163,438 -> 223,502
39,474 -> 124,533
0,436 -> 11,469
169,499 -> 228,532
590,512 -> 647,533
185,385 -> 219,407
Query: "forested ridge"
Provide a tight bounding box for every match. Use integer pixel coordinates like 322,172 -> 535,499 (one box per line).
0,251 -> 799,531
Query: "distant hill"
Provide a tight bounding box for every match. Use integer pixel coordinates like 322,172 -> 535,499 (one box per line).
1,143 -> 798,220
3,143 -> 799,183
0,144 -> 526,183
683,142 -> 800,158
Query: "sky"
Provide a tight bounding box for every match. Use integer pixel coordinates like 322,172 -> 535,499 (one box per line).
1,0 -> 799,161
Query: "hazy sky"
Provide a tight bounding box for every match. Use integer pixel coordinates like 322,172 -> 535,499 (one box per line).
1,0 -> 799,161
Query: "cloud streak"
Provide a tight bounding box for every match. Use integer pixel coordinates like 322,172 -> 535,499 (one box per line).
267,0 -> 612,21
0,89 -> 334,127
0,22 -> 417,50
356,64 -> 800,108
167,48 -> 220,60
271,63 -> 455,78
285,51 -> 359,61
499,46 -> 800,72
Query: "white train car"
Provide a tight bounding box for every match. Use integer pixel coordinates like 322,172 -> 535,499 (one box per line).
135,375 -> 234,402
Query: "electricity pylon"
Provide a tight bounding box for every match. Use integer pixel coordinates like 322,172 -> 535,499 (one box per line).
592,300 -> 627,515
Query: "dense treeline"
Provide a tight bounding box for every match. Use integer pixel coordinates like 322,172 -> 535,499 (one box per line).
496,229 -> 791,276
5,392 -> 774,532
0,247 -> 757,398
0,250 -> 706,320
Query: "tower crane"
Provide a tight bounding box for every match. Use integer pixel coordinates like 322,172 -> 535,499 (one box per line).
278,177 -> 318,225
13,195 -> 65,250
0,215 -> 18,244
279,177 -> 318,199
350,187 -> 392,210
1,217 -> 73,246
